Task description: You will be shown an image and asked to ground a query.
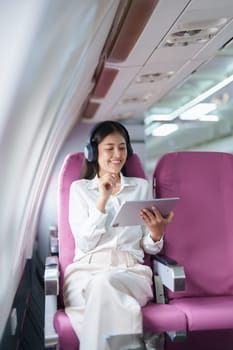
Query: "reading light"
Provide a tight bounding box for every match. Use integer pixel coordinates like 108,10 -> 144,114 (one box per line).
152,123 -> 178,136
180,103 -> 216,120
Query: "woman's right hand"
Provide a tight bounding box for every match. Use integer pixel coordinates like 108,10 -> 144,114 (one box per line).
96,173 -> 118,212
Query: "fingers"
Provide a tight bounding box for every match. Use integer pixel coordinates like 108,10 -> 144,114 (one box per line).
100,174 -> 117,188
140,207 -> 174,225
140,207 -> 162,221
140,207 -> 174,242
166,211 -> 174,223
98,173 -> 119,197
140,208 -> 160,222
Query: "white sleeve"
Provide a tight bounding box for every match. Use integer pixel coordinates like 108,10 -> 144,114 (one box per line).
141,226 -> 164,255
68,182 -> 108,252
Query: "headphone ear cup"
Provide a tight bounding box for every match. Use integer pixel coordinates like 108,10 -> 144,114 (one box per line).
84,143 -> 94,162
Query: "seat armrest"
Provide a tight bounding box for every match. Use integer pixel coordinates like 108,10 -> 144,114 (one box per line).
153,254 -> 177,266
49,225 -> 59,255
152,255 -> 186,292
44,256 -> 59,349
45,295 -> 59,348
44,256 -> 59,295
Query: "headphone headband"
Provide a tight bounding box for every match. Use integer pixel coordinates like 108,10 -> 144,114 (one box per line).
84,121 -> 133,162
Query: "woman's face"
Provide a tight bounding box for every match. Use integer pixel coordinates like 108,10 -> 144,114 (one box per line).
97,132 -> 128,177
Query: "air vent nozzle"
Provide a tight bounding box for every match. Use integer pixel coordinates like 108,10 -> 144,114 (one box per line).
136,71 -> 174,83
165,18 -> 228,47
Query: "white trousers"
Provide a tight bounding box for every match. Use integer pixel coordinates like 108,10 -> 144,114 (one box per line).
64,249 -> 153,350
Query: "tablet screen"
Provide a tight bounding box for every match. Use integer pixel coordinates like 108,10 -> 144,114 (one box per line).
111,197 -> 179,227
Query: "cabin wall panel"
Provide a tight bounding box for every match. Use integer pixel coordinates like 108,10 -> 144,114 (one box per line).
0,0 -> 121,341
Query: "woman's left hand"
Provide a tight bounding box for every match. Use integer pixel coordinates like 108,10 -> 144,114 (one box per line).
140,206 -> 174,242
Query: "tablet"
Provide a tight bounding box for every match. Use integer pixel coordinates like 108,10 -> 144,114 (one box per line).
111,197 -> 179,227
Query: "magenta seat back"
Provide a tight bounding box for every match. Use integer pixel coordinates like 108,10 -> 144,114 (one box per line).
57,152 -> 147,300
153,151 -> 233,299
57,152 -> 84,292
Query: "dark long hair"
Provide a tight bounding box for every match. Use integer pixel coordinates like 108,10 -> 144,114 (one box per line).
81,121 -> 132,179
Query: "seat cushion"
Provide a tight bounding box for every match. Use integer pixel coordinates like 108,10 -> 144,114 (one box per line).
54,303 -> 187,349
142,303 -> 187,332
170,296 -> 233,331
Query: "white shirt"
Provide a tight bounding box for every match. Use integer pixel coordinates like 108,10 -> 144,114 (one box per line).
69,173 -> 163,263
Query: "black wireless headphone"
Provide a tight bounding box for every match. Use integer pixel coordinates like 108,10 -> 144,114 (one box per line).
84,121 -> 133,162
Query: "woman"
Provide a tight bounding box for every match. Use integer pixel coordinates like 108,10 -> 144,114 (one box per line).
64,121 -> 173,350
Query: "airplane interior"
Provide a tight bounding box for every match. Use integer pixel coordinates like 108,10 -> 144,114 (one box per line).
1,1 -> 233,349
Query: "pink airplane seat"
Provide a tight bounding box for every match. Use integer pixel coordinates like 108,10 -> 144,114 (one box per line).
152,151 -> 233,332
51,152 -> 186,350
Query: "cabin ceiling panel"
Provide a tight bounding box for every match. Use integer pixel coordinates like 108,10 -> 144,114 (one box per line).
147,57 -> 209,108
171,0 -> 233,32
124,61 -> 185,98
193,19 -> 233,61
122,81 -> 165,100
147,44 -> 204,65
110,101 -> 150,116
107,0 -> 191,67
187,0 -> 233,13
136,60 -> 182,76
